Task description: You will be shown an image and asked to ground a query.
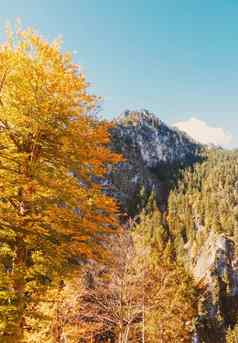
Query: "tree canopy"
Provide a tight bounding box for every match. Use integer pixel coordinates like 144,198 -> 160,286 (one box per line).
0,27 -> 121,342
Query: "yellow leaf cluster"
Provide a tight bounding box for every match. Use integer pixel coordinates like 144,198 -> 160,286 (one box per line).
0,25 -> 121,341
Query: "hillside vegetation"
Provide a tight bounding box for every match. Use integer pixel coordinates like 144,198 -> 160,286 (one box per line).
168,149 -> 238,342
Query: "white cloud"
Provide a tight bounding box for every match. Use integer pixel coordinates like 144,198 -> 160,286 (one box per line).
173,117 -> 233,148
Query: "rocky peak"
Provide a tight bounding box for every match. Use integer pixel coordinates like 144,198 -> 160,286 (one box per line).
109,109 -> 202,214
116,109 -> 161,129
112,109 -> 200,167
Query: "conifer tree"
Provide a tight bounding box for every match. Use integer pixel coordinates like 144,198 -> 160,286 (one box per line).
133,208 -> 197,343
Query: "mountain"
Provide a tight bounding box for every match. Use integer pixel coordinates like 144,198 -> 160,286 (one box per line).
107,110 -> 238,343
108,109 -> 202,215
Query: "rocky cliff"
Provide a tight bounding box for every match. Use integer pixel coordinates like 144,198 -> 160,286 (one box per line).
109,109 -> 201,215
189,232 -> 238,342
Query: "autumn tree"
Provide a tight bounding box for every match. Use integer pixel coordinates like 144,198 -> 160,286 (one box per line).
0,26 -> 121,342
54,206 -> 197,343
54,229 -> 145,343
226,323 -> 238,343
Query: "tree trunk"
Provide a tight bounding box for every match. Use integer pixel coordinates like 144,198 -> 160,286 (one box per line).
124,325 -> 130,343
12,246 -> 27,342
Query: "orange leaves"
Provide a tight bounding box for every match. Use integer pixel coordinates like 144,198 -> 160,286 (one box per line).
0,25 -> 122,340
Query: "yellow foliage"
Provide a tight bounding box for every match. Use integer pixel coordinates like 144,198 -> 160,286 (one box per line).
0,25 -> 121,342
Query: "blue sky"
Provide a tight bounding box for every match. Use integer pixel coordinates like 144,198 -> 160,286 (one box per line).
0,1 -> 237,147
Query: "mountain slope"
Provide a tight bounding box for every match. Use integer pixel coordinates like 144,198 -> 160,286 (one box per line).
108,110 -> 238,342
169,149 -> 238,342
109,109 -> 202,215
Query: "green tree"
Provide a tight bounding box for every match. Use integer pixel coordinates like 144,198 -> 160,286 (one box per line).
133,209 -> 197,343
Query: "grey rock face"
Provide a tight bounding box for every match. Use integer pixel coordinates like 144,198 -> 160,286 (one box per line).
186,231 -> 235,283
185,231 -> 238,342
109,109 -> 201,215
